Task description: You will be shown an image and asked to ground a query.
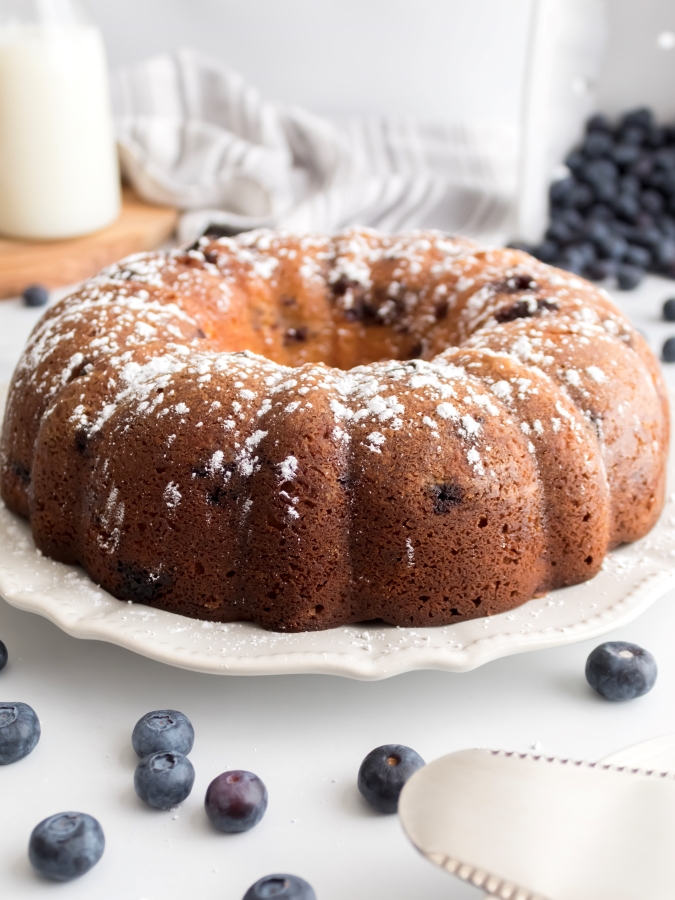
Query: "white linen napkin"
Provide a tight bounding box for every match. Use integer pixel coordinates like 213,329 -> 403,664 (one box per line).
112,48 -> 519,242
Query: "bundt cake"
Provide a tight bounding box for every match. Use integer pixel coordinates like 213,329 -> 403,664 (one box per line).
0,229 -> 669,632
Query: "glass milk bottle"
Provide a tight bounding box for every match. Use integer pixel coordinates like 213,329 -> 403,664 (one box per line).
0,0 -> 120,239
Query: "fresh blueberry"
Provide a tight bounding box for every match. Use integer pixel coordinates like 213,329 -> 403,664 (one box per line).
532,240 -> 559,263
641,190 -> 665,215
658,215 -> 675,239
622,107 -> 655,131
645,168 -> 673,193
549,177 -> 576,207
546,220 -> 576,245
630,154 -> 654,182
611,143 -> 641,168
656,146 -> 675,168
590,179 -> 617,204
646,125 -> 667,149
584,259 -> 617,281
29,812 -> 104,881
624,244 -> 651,268
205,770 -> 268,833
131,709 -> 194,758
585,641 -> 657,700
654,238 -> 675,270
631,224 -> 662,249
663,336 -> 675,362
570,182 -> 594,210
570,241 -> 596,267
553,207 -> 585,230
596,232 -> 627,261
0,640 -> 7,672
557,247 -> 585,274
357,744 -> 425,814
586,113 -> 613,134
614,193 -> 641,223
619,173 -> 641,194
618,126 -> 646,148
662,298 -> 675,321
612,220 -> 636,239
616,264 -> 644,290
581,158 -> 618,185
22,284 -> 49,308
582,132 -> 614,159
134,751 -> 195,809
564,149 -> 585,173
0,702 -> 40,764
586,203 -> 614,221
243,874 -> 316,900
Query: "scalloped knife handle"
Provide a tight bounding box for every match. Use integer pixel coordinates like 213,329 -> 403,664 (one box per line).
399,748 -> 675,900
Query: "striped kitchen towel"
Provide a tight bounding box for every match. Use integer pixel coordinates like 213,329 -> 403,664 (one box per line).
112,48 -> 518,242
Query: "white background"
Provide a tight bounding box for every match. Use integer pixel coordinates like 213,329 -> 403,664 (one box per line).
88,0 -> 675,123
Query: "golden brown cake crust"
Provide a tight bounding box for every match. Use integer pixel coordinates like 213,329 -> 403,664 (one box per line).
0,229 -> 669,631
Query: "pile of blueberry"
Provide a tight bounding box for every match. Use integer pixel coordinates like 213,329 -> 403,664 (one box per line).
514,107 -> 675,290
0,632 -> 659,895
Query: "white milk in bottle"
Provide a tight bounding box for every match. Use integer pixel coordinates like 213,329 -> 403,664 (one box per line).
0,3 -> 120,240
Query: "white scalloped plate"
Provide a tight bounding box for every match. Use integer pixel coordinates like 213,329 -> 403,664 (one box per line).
1,383 -> 675,679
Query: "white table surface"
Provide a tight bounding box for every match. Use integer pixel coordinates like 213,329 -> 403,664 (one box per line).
1,276 -> 675,900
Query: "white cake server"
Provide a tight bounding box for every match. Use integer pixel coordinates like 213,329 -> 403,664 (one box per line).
398,748 -> 675,900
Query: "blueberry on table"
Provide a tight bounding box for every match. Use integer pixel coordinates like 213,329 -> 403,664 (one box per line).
584,259 -> 616,281
564,149 -> 585,173
613,193 -> 640,223
618,126 -> 646,148
22,284 -> 49,307
134,751 -> 195,809
532,240 -> 559,263
205,770 -> 268,833
132,709 -> 194,757
570,182 -> 594,210
546,220 -> 575,245
586,641 -> 657,701
582,132 -> 614,159
586,202 -> 613,222
662,298 -> 675,321
619,173 -> 641,194
624,244 -> 651,269
586,113 -> 613,134
357,744 -> 425,814
29,812 -> 104,881
0,640 -> 7,672
549,177 -> 577,207
616,264 -> 644,290
611,143 -> 640,167
655,238 -> 675,270
662,337 -> 675,362
243,874 -> 316,900
0,702 -> 40,764
641,190 -> 665,215
622,107 -> 655,130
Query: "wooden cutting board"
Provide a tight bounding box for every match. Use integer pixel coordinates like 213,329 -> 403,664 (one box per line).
0,187 -> 179,299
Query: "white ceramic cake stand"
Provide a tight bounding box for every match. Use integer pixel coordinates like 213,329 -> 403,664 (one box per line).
1,383 -> 675,679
